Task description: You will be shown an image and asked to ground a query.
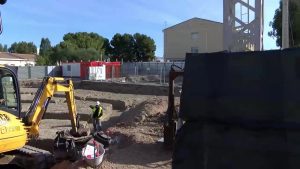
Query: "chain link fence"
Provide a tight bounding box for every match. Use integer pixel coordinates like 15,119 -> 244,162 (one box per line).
121,62 -> 185,84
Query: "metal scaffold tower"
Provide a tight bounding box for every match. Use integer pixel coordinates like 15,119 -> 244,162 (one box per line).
223,0 -> 264,52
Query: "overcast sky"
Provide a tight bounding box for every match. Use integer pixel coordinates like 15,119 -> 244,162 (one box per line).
0,0 -> 280,57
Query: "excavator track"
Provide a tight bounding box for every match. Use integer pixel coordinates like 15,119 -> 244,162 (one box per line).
0,145 -> 56,169
18,145 -> 55,168
19,145 -> 52,155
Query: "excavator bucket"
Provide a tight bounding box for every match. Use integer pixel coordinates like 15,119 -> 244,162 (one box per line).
70,115 -> 90,137
53,128 -> 92,161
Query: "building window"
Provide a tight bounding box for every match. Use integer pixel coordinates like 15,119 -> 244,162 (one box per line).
191,32 -> 199,40
191,47 -> 199,53
67,65 -> 71,71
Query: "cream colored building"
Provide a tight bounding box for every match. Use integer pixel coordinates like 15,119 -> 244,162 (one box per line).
163,18 -> 223,61
0,52 -> 36,66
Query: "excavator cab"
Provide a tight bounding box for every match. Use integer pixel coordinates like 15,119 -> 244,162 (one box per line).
0,66 -> 21,117
0,66 -> 27,153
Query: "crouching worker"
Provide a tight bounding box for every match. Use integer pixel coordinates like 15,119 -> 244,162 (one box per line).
89,101 -> 103,132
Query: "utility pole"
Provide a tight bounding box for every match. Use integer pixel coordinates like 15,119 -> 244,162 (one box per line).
282,0 -> 289,49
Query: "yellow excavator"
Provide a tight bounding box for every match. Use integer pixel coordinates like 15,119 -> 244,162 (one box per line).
0,66 -> 89,168
0,66 -> 84,153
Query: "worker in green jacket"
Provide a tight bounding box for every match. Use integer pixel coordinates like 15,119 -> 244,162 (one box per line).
89,101 -> 103,132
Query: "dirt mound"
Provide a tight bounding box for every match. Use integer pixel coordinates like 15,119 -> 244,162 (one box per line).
115,97 -> 168,125
125,75 -> 161,83
20,80 -> 43,88
101,97 -> 171,169
134,97 -> 168,123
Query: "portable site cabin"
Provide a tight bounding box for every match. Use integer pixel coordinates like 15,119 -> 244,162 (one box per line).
62,61 -> 121,80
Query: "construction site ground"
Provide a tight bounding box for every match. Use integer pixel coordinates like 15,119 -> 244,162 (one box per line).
17,80 -> 180,169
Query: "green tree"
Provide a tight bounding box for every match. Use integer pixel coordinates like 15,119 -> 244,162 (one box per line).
3,44 -> 7,52
76,48 -> 101,61
110,33 -> 156,61
35,55 -> 50,66
0,43 -> 3,52
103,38 -> 112,56
9,41 -> 37,54
110,33 -> 135,61
133,33 -> 156,61
50,45 -> 70,64
50,45 -> 101,63
269,0 -> 300,47
50,32 -> 105,63
39,38 -> 52,57
62,32 -> 104,51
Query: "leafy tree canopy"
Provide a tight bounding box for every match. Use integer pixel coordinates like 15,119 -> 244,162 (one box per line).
110,33 -> 135,61
9,32 -> 156,65
35,55 -> 50,66
103,38 -> 112,56
3,44 -> 7,52
9,41 -> 37,54
61,32 -> 105,51
49,32 -> 105,63
110,33 -> 156,62
269,0 -> 300,47
133,33 -> 156,61
0,43 -> 7,52
39,38 -> 52,57
51,45 -> 101,63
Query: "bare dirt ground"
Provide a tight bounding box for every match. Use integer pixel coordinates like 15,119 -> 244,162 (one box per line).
19,84 -> 175,169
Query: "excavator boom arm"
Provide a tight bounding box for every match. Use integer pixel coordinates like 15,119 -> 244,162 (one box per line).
24,77 -> 79,137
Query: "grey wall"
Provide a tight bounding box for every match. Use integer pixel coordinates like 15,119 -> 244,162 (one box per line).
17,66 -> 62,80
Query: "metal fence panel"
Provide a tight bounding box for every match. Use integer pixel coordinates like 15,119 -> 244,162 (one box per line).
121,62 -> 184,77
30,66 -> 47,79
47,66 -> 62,77
17,66 -> 62,80
120,62 -> 185,84
17,67 -> 29,80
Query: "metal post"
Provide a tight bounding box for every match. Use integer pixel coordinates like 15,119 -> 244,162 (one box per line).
45,66 -> 48,76
112,65 -> 115,82
148,62 -> 150,75
157,62 -> 159,77
28,66 -> 31,79
282,0 -> 290,49
163,67 -> 184,149
163,63 -> 166,84
160,65 -> 163,85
